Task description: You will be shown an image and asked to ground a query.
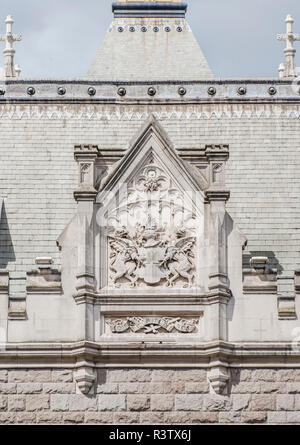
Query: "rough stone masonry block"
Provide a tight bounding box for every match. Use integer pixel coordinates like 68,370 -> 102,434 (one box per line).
268,412 -> 287,424
52,370 -> 73,383
0,371 -> 8,383
26,395 -> 50,412
68,395 -> 97,412
276,394 -> 295,411
17,383 -> 43,394
127,395 -> 150,411
203,395 -> 231,412
84,412 -> 113,424
8,395 -> 25,412
98,394 -> 126,412
251,394 -> 276,411
50,394 -> 69,412
231,394 -> 251,411
151,395 -> 174,412
175,394 -> 203,411
63,413 -> 85,424
0,395 -> 7,411
241,412 -> 267,423
43,383 -> 76,394
114,412 -> 140,425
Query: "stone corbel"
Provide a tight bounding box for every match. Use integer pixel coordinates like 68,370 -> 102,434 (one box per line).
278,296 -> 297,320
208,363 -> 230,395
73,144 -> 99,202
26,257 -> 61,294
243,257 -> 277,294
8,300 -> 27,320
74,361 -> 97,395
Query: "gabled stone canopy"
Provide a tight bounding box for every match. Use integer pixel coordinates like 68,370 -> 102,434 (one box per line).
87,1 -> 213,80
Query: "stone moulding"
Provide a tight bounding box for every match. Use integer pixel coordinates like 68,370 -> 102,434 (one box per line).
26,269 -> 62,295
243,256 -> 277,294
0,271 -> 9,294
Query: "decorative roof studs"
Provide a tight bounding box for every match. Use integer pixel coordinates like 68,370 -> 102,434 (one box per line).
153,27 -> 159,33
148,87 -> 156,97
165,27 -> 171,32
268,86 -> 277,96
129,26 -> 135,32
176,26 -> 183,32
57,87 -> 66,96
88,87 -> 96,96
207,86 -> 216,96
237,86 -> 247,96
178,86 -> 186,96
27,86 -> 35,96
118,26 -> 124,33
117,87 -> 126,97
141,26 -> 147,32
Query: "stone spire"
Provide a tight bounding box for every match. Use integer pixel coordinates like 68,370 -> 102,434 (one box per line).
87,1 -> 213,80
277,14 -> 300,78
0,15 -> 22,79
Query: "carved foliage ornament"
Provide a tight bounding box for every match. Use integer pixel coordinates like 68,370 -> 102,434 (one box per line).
107,158 -> 198,289
107,317 -> 198,334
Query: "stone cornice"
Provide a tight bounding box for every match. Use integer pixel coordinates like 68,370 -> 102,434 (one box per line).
0,340 -> 300,368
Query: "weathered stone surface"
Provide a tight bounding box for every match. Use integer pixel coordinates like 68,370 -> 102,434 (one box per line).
176,370 -> 207,382
50,394 -> 69,411
37,412 -> 63,424
8,395 -> 25,411
251,395 -> 276,411
276,370 -> 300,382
69,395 -> 97,412
140,412 -> 164,424
43,383 -> 76,394
127,370 -> 152,382
231,383 -> 261,394
219,412 -> 241,423
260,383 -> 286,394
16,413 -> 36,424
163,382 -> 185,394
98,395 -> 126,412
139,383 -> 164,394
84,412 -> 113,424
151,370 -> 175,382
286,411 -> 300,423
17,383 -> 42,394
0,413 -> 17,423
276,394 -> 294,411
0,384 -> 17,394
190,412 -> 219,423
252,370 -> 277,382
52,370 -> 73,383
241,412 -> 267,423
231,394 -> 251,411
293,394 -> 300,410
0,395 -> 7,411
185,382 -> 210,394
164,412 -> 192,424
63,413 -> 85,424
287,383 -> 300,394
114,412 -> 140,424
203,395 -> 231,412
151,395 -> 174,412
9,370 -> 51,383
118,383 -> 139,394
268,412 -> 287,424
175,394 -> 203,411
127,395 -> 150,411
0,371 -> 8,383
107,370 -> 128,382
26,395 -> 50,411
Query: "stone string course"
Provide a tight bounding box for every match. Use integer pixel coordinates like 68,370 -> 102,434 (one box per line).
0,368 -> 299,424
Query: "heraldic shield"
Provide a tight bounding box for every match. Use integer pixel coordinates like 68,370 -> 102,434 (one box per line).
96,118 -> 206,291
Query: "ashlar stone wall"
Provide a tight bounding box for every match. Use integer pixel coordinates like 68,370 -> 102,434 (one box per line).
0,368 -> 299,424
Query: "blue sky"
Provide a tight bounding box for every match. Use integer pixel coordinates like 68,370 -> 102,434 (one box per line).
0,0 -> 300,79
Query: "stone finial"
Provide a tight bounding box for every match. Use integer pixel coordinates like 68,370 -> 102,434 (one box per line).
0,15 -> 22,78
277,14 -> 300,78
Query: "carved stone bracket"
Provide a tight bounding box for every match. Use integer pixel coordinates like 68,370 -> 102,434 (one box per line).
208,365 -> 230,395
74,364 -> 96,395
8,300 -> 27,320
74,144 -> 99,202
243,256 -> 277,294
278,296 -> 297,320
